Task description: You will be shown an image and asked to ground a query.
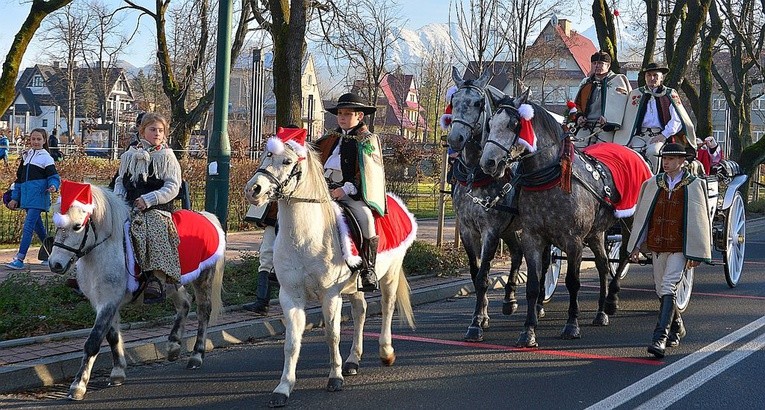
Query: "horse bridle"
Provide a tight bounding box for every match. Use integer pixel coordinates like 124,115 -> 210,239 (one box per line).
254,151 -> 326,203
484,103 -> 524,168
450,84 -> 490,148
52,219 -> 112,259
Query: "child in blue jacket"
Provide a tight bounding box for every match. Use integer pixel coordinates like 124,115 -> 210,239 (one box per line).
5,128 -> 61,270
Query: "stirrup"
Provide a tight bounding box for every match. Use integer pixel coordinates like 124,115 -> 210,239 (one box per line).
143,274 -> 166,304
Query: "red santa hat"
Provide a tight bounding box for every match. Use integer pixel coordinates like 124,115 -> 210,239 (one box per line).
53,180 -> 95,227
517,104 -> 537,152
266,127 -> 308,159
566,100 -> 577,116
439,86 -> 458,131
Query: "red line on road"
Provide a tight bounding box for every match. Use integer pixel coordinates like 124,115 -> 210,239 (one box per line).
361,331 -> 663,366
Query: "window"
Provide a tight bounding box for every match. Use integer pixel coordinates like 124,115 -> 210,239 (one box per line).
754,131 -> 765,143
42,119 -> 48,127
31,75 -> 44,87
755,96 -> 765,111
568,86 -> 579,100
712,98 -> 727,111
544,34 -> 554,42
558,59 -> 568,69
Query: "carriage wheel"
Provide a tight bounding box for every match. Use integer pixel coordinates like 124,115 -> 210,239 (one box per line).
675,267 -> 693,313
607,239 -> 630,279
544,246 -> 562,303
723,192 -> 746,288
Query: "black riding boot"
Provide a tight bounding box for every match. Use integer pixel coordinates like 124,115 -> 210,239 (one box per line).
244,270 -> 272,315
143,271 -> 166,304
647,295 -> 675,358
667,308 -> 686,348
358,237 -> 379,292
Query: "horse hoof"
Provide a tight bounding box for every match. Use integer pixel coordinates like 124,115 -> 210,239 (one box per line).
186,356 -> 203,370
381,353 -> 396,367
604,299 -> 619,315
268,393 -> 288,408
480,317 -> 490,329
342,362 -> 359,375
516,331 -> 538,348
592,312 -> 609,326
327,377 -> 344,392
502,300 -> 518,315
167,345 -> 181,362
67,389 -> 86,401
464,325 -> 484,342
561,323 -> 581,339
109,376 -> 125,387
536,304 -> 545,319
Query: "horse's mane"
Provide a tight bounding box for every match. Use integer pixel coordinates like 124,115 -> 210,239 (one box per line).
298,145 -> 337,230
527,101 -> 564,139
90,185 -> 130,238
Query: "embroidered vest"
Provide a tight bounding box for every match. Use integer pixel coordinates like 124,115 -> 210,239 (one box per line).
646,187 -> 685,253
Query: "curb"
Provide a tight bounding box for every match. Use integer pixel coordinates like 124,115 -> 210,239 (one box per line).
0,273 -> 499,394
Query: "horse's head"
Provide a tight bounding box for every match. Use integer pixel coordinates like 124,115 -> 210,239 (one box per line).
48,183 -> 118,275
481,89 -> 564,178
446,66 -> 492,152
245,137 -> 329,205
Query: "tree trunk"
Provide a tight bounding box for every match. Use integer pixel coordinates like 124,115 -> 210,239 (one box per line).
0,0 -> 75,114
269,0 -> 307,127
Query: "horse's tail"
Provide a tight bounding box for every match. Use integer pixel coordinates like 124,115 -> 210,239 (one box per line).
209,254 -> 225,323
394,262 -> 416,330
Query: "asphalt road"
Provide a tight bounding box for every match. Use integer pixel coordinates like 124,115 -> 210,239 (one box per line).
2,233 -> 764,409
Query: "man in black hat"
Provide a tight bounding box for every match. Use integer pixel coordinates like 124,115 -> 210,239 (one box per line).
627,142 -> 711,358
572,50 -> 631,147
614,63 -> 696,173
315,92 -> 387,292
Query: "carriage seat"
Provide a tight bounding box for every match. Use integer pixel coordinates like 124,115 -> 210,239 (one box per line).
712,160 -> 744,179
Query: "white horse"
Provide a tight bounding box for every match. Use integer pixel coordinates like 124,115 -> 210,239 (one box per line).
47,184 -> 225,400
245,140 -> 416,407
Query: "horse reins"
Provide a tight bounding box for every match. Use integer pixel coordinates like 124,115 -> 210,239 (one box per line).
52,220 -> 113,259
255,157 -> 327,204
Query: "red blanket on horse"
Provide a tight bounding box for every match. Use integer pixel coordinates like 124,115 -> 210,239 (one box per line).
127,210 -> 225,292
336,194 -> 418,267
582,143 -> 653,218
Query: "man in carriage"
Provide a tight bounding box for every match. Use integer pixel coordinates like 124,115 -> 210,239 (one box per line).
613,62 -> 696,174
572,50 -> 631,147
315,92 -> 387,292
627,143 -> 712,358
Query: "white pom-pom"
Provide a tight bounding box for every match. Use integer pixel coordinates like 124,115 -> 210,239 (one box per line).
445,85 -> 458,102
518,104 -> 535,121
53,212 -> 70,228
440,114 -> 452,131
266,137 -> 285,155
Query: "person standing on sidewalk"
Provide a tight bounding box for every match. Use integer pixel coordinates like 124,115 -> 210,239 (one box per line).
0,129 -> 10,170
627,143 -> 712,358
5,128 -> 60,270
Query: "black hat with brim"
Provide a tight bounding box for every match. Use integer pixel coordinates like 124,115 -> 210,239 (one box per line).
656,142 -> 694,159
327,92 -> 377,115
642,62 -> 670,74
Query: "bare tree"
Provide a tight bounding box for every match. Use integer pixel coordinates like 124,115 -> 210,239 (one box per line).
0,0 -> 75,115
416,41 -> 454,143
317,0 -> 403,131
449,0 -> 508,77
123,0 -> 251,154
251,0 -> 308,127
39,3 -> 92,139
501,0 -> 557,95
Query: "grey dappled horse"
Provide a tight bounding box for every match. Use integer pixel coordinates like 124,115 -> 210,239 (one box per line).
48,185 -> 225,400
447,67 -> 545,343
480,93 -> 631,348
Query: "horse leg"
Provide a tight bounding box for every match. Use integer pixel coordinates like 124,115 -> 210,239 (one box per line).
68,303 -> 118,401
517,240 -> 544,348
460,231 -> 484,342
589,235 -> 611,326
464,233 -> 498,342
322,294 -> 345,392
166,284 -> 191,364
377,268 -> 399,366
343,291 -> 367,376
270,297 -> 307,407
105,316 -> 127,387
502,231 -> 522,316
606,220 -> 631,315
189,281 -> 213,370
536,244 -> 552,319
561,245 -> 583,339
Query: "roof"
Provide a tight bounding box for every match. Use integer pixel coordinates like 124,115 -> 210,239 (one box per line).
552,24 -> 597,75
463,61 -> 517,91
378,73 -> 428,130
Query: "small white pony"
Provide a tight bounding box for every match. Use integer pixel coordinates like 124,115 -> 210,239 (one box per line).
245,137 -> 416,407
47,182 -> 225,401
